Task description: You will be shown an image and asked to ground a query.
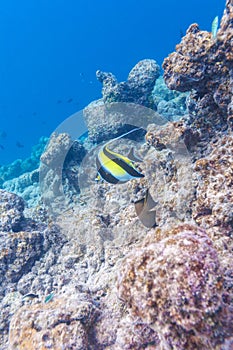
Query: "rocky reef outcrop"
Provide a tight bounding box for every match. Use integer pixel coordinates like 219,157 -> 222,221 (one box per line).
96,59 -> 160,107
9,289 -> 99,350
0,189 -> 66,349
84,59 -> 187,142
163,0 -> 233,141
118,224 -> 233,349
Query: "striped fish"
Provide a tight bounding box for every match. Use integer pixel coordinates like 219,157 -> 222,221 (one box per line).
96,128 -> 144,184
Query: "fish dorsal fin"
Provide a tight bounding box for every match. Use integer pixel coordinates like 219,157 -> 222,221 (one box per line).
134,197 -> 145,217
145,188 -> 157,210
105,127 -> 142,148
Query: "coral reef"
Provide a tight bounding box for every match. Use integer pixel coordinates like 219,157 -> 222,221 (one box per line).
0,189 -> 66,348
83,97 -> 162,144
39,132 -> 87,215
0,1 -> 232,349
84,62 -> 187,142
118,224 -> 233,349
152,76 -> 188,120
62,139 -> 87,194
2,169 -> 40,207
0,230 -> 44,293
40,132 -> 72,169
193,134 -> 233,229
163,0 -> 233,141
0,189 -> 25,232
96,59 -> 160,107
0,136 -> 48,187
9,289 -> 99,350
0,137 -> 47,207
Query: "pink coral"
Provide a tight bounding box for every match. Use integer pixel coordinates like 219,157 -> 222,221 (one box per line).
118,224 -> 233,349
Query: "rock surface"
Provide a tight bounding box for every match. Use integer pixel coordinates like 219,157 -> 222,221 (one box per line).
118,224 -> 233,349
163,0 -> 233,141
96,59 -> 160,107
0,189 -> 25,232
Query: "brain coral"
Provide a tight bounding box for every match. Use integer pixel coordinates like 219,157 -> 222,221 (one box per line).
118,224 -> 233,349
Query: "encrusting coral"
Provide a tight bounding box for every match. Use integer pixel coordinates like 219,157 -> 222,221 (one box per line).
9,289 -> 99,350
118,224 -> 233,349
163,0 -> 233,141
96,59 -> 160,108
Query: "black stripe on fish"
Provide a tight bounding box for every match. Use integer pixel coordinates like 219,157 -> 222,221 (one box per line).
96,156 -> 120,184
103,146 -> 144,178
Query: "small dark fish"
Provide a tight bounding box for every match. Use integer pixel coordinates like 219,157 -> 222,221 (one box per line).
0,144 -> 4,150
22,293 -> 39,300
16,141 -> 24,148
32,112 -> 37,116
57,99 -> 62,104
134,189 -> 157,228
0,130 -> 7,139
67,98 -> 73,103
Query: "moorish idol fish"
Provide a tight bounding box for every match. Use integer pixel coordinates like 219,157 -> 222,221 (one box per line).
134,189 -> 157,228
96,128 -> 144,184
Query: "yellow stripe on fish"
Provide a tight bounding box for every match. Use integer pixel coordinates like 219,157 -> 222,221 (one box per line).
96,128 -> 144,184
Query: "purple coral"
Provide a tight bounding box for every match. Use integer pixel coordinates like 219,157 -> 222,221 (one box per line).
118,224 -> 233,349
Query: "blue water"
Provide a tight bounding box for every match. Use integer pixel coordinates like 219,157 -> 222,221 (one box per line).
0,0 -> 225,164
